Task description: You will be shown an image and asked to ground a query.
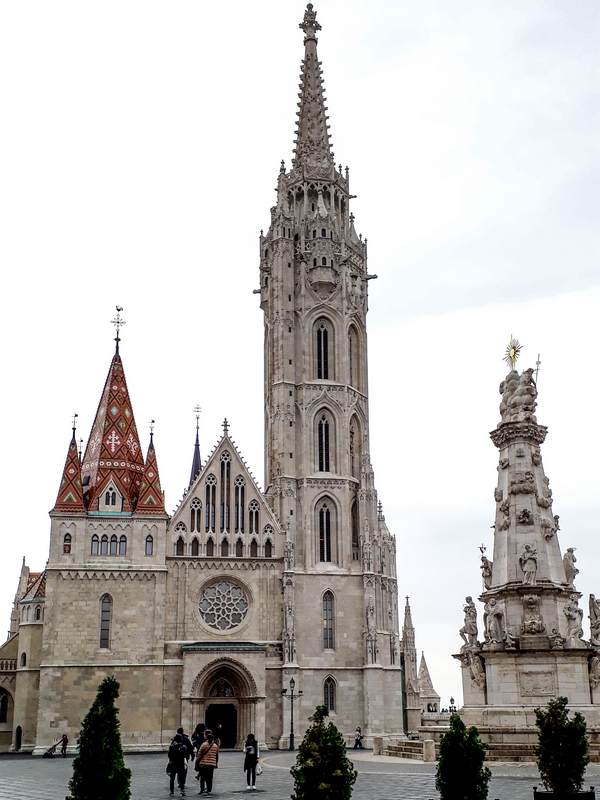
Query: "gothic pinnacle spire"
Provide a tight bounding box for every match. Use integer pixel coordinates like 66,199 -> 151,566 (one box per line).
52,419 -> 84,513
136,426 -> 165,515
293,3 -> 333,170
188,406 -> 202,488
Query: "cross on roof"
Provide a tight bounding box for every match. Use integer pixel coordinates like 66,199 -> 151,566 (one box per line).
111,306 -> 126,354
71,412 -> 78,436
222,417 -> 229,436
194,405 -> 202,432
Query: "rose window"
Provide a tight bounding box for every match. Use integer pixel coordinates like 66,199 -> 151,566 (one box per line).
199,581 -> 249,630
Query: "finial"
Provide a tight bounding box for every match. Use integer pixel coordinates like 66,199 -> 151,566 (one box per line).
194,405 -> 202,433
300,3 -> 321,42
149,418 -> 155,442
79,438 -> 83,461
479,543 -> 486,555
111,306 -> 126,354
222,417 -> 229,436
71,412 -> 78,438
535,353 -> 542,384
377,500 -> 383,519
503,335 -> 522,371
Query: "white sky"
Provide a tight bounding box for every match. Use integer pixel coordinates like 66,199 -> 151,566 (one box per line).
0,1 -> 599,709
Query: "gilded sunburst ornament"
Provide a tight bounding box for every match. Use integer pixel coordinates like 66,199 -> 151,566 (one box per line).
504,336 -> 522,370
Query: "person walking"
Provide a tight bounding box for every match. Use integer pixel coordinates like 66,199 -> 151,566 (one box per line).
243,733 -> 259,791
196,730 -> 219,796
353,726 -> 364,749
60,733 -> 69,757
177,727 -> 194,760
168,733 -> 189,797
192,722 -> 206,754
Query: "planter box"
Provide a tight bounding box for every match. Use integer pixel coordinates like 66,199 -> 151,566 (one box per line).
533,789 -> 595,799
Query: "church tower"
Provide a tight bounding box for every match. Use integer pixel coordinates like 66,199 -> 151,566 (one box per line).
259,4 -> 403,741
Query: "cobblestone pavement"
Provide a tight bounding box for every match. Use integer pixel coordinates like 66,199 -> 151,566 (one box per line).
1,751 -> 599,800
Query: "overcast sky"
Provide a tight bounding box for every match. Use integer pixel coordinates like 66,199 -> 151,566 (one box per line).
0,1 -> 599,710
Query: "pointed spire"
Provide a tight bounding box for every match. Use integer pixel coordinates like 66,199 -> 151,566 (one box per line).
293,4 -> 333,170
136,423 -> 165,515
80,347 -> 145,512
52,417 -> 84,513
418,652 -> 435,693
403,596 -> 415,632
189,406 -> 202,488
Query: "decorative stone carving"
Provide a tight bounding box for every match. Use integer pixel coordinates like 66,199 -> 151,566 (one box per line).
499,458 -> 509,470
590,655 -> 600,689
362,541 -> 372,573
563,548 -> 579,588
468,651 -> 486,689
483,598 -> 505,644
283,541 -> 295,571
541,518 -> 555,541
519,545 -> 538,586
494,488 -> 503,502
516,446 -> 525,458
198,580 -> 249,631
519,670 -> 555,697
499,367 -> 537,424
283,599 -> 296,663
521,594 -> 546,635
554,514 -> 560,532
537,494 -> 552,509
459,596 -> 478,649
481,555 -> 493,590
365,598 -> 378,664
510,472 -> 536,495
589,595 -> 600,647
517,508 -> 534,525
564,594 -> 586,647
498,498 -> 510,531
532,448 -> 542,466
549,628 -> 566,649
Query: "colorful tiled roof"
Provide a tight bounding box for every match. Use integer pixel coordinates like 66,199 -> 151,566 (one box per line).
53,431 -> 84,513
136,434 -> 166,515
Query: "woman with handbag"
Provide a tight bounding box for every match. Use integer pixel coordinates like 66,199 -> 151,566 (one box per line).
243,733 -> 260,791
195,730 -> 219,796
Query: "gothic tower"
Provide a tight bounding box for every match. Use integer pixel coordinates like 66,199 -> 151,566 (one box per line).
259,4 -> 403,740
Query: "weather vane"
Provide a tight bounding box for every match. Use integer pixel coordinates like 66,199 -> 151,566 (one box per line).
194,405 -> 202,432
504,335 -> 522,370
71,412 -> 78,436
111,306 -> 126,353
150,418 -> 155,436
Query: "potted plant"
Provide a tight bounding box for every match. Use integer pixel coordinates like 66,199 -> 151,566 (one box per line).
435,713 -> 491,800
534,696 -> 594,799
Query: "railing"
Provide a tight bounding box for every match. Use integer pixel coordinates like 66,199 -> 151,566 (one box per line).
0,658 -> 16,671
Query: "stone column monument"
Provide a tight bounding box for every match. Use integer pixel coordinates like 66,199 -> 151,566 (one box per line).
455,354 -> 600,755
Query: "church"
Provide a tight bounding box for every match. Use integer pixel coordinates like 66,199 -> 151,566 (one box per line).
0,4 -> 437,753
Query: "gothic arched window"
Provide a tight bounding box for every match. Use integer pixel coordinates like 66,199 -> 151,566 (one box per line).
105,488 -> 116,506
175,536 -> 185,556
323,676 -> 336,711
318,500 -> 334,563
349,416 -> 361,479
91,535 -> 99,556
220,453 -> 231,532
234,476 -> 245,533
99,594 -> 112,649
190,498 -> 201,533
323,591 -> 335,649
191,537 -> 199,557
100,535 -> 108,555
315,319 -> 332,380
248,500 -> 259,534
206,537 -> 214,557
348,324 -> 361,391
221,538 -> 229,558
351,498 -> 360,561
145,535 -> 154,556
205,474 -> 216,532
63,533 -> 71,554
118,535 -> 127,556
109,535 -> 118,556
317,413 -> 332,472
20,652 -> 27,667
264,540 -> 273,558
250,539 -> 258,558
35,606 -> 42,621
0,692 -> 8,724
235,539 -> 243,557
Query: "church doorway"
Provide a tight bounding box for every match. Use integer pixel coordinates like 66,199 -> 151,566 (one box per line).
15,725 -> 22,752
206,703 -> 237,749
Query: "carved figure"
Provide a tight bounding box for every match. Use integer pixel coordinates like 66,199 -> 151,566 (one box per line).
494,488 -> 503,502
532,448 -> 542,466
554,514 -> 561,532
564,594 -> 585,645
510,471 -> 536,495
519,545 -> 538,586
459,596 -> 478,649
563,548 -> 579,588
590,656 -> 600,689
469,651 -> 486,689
537,494 -> 552,509
283,541 -> 295,571
481,555 -> 493,590
549,628 -> 566,649
589,594 -> 600,647
483,598 -> 505,644
517,509 -> 534,525
499,458 -> 509,470
521,594 -> 546,635
362,541 -> 372,573
366,598 -> 376,636
541,518 -> 555,541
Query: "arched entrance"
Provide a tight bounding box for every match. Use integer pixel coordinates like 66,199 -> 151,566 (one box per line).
187,659 -> 258,749
15,725 -> 22,752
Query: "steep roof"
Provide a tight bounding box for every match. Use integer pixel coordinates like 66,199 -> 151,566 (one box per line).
80,351 -> 145,512
52,428 -> 84,513
20,571 -> 46,602
418,652 -> 440,702
136,434 -> 166,515
189,426 -> 202,489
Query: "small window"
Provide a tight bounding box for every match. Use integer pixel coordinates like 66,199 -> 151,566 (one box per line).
323,591 -> 335,649
264,540 -> 273,558
91,535 -> 99,556
250,539 -> 258,558
221,538 -> 229,558
100,594 -> 112,649
324,676 -> 336,711
321,228 -> 326,237
100,535 -> 108,555
20,652 -> 27,667
35,606 -> 42,621
191,537 -> 199,557
118,535 -> 127,556
321,257 -> 327,266
206,537 -> 214,557
235,539 -> 243,557
248,500 -> 259,534
63,533 -> 72,554
109,535 -> 118,556
145,535 -> 154,556
190,498 -> 202,533
175,537 -> 185,556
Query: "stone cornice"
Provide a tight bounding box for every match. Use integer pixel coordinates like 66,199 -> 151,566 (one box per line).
490,421 -> 548,448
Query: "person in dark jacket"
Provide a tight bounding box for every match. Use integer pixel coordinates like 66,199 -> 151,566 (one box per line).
177,727 -> 194,759
60,733 -> 69,757
168,733 -> 188,797
243,733 -> 259,790
192,722 -> 206,754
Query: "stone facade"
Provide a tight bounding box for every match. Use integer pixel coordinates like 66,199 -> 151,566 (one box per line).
0,4 -> 424,754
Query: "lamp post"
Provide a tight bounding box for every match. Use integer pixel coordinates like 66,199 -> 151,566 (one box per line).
449,696 -> 456,713
281,677 -> 303,750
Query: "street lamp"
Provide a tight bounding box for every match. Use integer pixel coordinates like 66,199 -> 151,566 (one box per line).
449,696 -> 456,713
281,677 -> 303,750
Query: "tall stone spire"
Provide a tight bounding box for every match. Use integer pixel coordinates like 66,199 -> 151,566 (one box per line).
293,4 -> 333,170
80,349 -> 145,512
52,421 -> 84,514
136,429 -> 166,515
455,361 -> 594,748
188,409 -> 202,489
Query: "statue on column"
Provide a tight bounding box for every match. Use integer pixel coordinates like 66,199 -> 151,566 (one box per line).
480,554 -> 493,590
459,596 -> 478,649
283,599 -> 296,663
589,595 -> 600,647
365,598 -> 377,663
483,598 -> 505,644
563,548 -> 579,588
564,594 -> 585,647
519,544 -> 538,585
284,540 -> 295,571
